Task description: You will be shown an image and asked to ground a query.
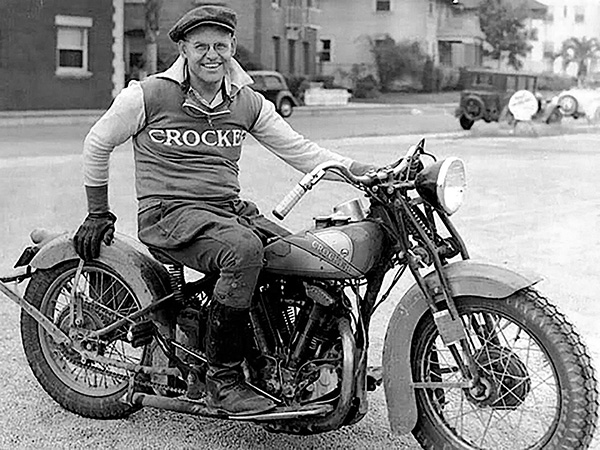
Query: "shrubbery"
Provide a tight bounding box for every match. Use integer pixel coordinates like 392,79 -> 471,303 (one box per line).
235,45 -> 263,71
537,72 -> 577,91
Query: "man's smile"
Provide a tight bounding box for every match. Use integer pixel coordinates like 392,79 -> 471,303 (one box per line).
202,62 -> 223,70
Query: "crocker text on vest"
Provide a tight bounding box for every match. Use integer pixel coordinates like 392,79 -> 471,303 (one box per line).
148,128 -> 247,147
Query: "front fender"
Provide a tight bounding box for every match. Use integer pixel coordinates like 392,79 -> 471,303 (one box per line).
30,231 -> 171,308
382,260 -> 541,435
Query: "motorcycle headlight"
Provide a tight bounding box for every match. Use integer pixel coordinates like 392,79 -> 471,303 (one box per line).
415,157 -> 466,215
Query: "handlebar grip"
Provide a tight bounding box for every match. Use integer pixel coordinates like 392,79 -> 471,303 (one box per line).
273,184 -> 307,220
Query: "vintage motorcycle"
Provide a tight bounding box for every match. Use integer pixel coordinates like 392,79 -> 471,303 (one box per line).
0,139 -> 598,449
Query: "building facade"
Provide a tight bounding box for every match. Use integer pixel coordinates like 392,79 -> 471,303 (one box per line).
0,0 -> 122,111
316,0 -> 484,86
527,0 -> 600,74
123,0 -> 321,79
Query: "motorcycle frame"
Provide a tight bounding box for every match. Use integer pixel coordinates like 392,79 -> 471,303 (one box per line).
0,260 -> 216,380
0,257 -> 360,413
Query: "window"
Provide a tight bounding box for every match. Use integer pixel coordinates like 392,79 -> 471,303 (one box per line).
376,0 -> 391,12
251,75 -> 265,90
530,27 -> 538,41
273,37 -> 281,71
288,39 -> 296,73
438,41 -> 452,66
320,39 -> 331,62
563,6 -> 568,18
374,38 -> 387,49
264,75 -> 284,90
303,41 -> 310,74
55,15 -> 92,77
506,76 -> 517,91
429,0 -> 434,16
543,41 -> 554,58
575,6 -> 585,23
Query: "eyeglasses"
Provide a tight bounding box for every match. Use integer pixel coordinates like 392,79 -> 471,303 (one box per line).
187,41 -> 231,56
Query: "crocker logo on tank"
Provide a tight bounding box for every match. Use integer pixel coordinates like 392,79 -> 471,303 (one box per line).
148,128 -> 247,147
310,239 -> 360,276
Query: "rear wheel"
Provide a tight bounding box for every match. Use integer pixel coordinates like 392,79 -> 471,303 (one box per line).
21,260 -> 150,419
411,289 -> 598,449
558,95 -> 578,116
463,96 -> 484,121
278,98 -> 294,118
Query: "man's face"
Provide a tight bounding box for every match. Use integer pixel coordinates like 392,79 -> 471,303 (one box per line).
178,26 -> 236,86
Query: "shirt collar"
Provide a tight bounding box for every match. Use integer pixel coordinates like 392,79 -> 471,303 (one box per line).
157,56 -> 254,98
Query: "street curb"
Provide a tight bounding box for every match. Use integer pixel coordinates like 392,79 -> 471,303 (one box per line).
0,110 -> 104,127
295,103 -> 455,117
0,103 -> 455,127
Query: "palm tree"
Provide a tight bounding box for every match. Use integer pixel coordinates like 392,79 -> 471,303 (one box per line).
556,37 -> 600,84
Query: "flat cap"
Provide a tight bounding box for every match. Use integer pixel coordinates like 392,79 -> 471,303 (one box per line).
169,5 -> 237,42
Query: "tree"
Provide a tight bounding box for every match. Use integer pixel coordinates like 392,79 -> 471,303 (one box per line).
557,37 -> 600,83
478,0 -> 532,70
370,36 -> 426,91
234,45 -> 263,71
144,0 -> 162,76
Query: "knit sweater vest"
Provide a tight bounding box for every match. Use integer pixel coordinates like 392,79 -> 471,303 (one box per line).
133,76 -> 261,202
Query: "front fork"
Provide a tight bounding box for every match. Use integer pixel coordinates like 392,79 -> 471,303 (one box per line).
395,198 -> 482,388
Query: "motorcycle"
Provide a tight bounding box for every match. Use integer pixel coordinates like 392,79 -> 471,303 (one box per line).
1,139 -> 598,449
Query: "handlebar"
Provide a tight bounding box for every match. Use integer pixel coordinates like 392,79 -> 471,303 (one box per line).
272,141 -> 424,220
272,184 -> 308,220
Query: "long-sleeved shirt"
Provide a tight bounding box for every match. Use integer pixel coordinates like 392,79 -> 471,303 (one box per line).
83,56 -> 353,203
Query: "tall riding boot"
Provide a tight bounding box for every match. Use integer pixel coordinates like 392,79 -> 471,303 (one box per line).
205,301 -> 276,415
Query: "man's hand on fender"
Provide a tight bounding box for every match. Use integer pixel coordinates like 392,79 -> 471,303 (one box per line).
73,212 -> 117,261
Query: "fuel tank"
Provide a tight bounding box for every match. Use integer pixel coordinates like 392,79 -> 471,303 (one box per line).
263,221 -> 385,279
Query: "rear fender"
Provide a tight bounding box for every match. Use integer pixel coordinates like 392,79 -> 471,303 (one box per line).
382,260 -> 541,435
29,232 -> 171,308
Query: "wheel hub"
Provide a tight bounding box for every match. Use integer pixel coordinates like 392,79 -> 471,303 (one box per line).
55,304 -> 109,359
467,346 -> 531,409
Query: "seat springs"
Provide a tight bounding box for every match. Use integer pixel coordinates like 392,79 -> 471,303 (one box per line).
167,264 -> 185,303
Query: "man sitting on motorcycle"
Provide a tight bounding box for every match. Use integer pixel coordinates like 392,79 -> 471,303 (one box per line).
72,5 -> 373,416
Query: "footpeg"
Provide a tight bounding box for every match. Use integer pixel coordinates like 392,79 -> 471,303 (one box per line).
366,366 -> 383,391
127,320 -> 155,348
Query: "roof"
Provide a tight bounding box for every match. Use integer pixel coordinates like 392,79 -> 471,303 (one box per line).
456,0 -> 547,12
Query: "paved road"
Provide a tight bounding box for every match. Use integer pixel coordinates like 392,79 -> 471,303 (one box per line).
0,115 -> 599,449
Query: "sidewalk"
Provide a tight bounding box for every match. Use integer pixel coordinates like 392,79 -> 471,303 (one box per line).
0,102 -> 456,127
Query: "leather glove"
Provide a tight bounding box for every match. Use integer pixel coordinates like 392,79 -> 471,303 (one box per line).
350,161 -> 377,176
73,212 -> 117,261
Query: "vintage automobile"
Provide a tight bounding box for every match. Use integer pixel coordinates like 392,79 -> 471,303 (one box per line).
454,69 -> 556,130
248,70 -> 299,118
556,87 -> 600,120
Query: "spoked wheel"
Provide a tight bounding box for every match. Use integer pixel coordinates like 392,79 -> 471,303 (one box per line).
411,288 -> 598,450
21,260 -> 150,419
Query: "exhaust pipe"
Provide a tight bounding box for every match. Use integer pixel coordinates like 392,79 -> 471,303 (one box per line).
125,392 -> 333,421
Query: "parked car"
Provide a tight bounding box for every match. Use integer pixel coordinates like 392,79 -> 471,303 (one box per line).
455,69 -> 552,130
248,70 -> 299,118
555,88 -> 600,120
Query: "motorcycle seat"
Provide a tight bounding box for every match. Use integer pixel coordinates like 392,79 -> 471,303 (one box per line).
147,247 -> 182,267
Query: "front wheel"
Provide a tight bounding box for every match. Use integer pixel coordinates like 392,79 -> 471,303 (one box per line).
459,115 -> 475,130
21,260 -> 151,419
411,288 -> 598,450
